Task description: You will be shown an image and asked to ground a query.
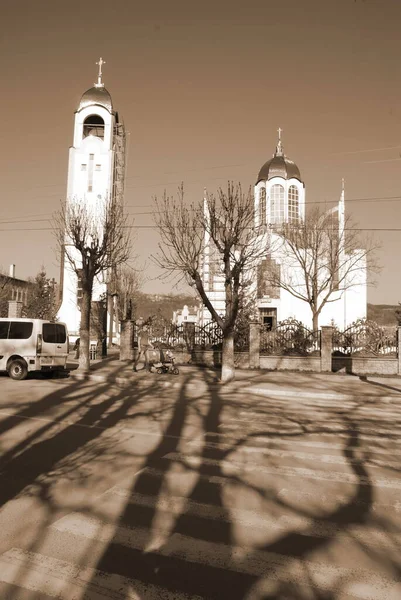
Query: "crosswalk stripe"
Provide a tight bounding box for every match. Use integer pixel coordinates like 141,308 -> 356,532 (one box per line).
98,468 -> 401,514
277,486 -> 401,513
188,435 -> 401,455
48,514 -> 398,599
219,421 -> 401,438
163,452 -> 401,489
242,386 -> 401,404
238,407 -> 401,420
185,442 -> 400,467
0,547 -> 203,600
98,487 -> 401,551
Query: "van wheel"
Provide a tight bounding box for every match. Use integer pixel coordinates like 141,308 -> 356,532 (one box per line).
8,359 -> 28,381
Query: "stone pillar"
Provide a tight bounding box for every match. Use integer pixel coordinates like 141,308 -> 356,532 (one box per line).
320,326 -> 333,372
120,320 -> 135,361
8,300 -> 23,318
397,326 -> 401,375
249,321 -> 261,369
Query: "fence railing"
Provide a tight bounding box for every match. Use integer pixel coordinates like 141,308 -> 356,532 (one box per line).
332,322 -> 398,356
150,321 -> 249,352
260,319 -> 320,356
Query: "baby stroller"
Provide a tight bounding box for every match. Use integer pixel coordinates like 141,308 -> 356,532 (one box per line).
151,347 -> 179,375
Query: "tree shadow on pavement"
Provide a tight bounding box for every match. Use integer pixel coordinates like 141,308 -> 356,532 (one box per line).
81,378 -> 389,600
0,361 -> 169,524
84,371 -> 198,594
359,375 -> 401,395
2,367 -> 400,600
0,362 -> 186,598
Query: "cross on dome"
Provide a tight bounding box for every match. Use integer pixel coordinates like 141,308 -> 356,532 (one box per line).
95,57 -> 106,88
275,126 -> 283,156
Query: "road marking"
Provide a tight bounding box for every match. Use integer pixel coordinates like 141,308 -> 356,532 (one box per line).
187,435 -> 401,455
163,452 -> 401,489
48,514 -> 398,599
0,547 -> 204,599
242,386 -> 401,403
97,487 -> 401,551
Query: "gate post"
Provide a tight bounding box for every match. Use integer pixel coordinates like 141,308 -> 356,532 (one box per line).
397,327 -> 401,375
249,321 -> 260,369
8,300 -> 23,318
320,326 -> 333,372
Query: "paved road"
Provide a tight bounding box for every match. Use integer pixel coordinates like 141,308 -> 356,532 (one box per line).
0,370 -> 400,599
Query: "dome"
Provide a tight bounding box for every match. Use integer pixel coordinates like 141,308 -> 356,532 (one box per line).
79,86 -> 113,112
257,136 -> 301,183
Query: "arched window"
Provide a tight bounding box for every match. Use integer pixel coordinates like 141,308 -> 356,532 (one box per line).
270,184 -> 285,224
83,114 -> 105,140
288,185 -> 299,222
259,187 -> 266,227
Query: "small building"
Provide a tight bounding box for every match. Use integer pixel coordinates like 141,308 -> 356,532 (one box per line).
0,265 -> 32,317
172,304 -> 201,326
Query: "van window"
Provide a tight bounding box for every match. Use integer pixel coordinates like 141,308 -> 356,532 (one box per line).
43,323 -> 66,344
9,321 -> 33,339
0,322 -> 10,339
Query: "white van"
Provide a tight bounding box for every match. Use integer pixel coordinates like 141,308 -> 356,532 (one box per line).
0,318 -> 69,380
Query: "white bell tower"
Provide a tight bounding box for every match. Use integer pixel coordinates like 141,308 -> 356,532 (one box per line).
57,59 -> 126,338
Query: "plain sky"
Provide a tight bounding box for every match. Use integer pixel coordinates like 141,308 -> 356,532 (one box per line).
1,0 -> 401,304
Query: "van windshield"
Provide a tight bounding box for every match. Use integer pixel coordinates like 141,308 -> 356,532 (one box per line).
43,324 -> 66,344
9,322 -> 33,339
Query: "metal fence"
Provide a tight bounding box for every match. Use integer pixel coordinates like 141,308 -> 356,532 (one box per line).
332,322 -> 398,356
150,321 -> 249,352
260,319 -> 320,356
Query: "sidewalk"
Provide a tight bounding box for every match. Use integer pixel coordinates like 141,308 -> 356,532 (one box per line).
67,351 -> 401,402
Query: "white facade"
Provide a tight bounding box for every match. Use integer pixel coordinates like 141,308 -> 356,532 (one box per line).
57,61 -> 126,338
172,305 -> 201,326
201,132 -> 367,330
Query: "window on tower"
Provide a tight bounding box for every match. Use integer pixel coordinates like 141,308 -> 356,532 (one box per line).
259,187 -> 266,229
288,185 -> 299,222
77,269 -> 83,307
83,114 -> 105,140
270,184 -> 285,224
88,154 -> 94,193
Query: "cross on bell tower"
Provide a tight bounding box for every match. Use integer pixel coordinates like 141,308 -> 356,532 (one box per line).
95,57 -> 105,88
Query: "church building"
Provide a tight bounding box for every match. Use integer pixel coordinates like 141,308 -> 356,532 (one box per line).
57,60 -> 126,340
201,131 -> 367,330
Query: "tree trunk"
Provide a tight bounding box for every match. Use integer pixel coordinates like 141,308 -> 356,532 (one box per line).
312,312 -> 319,332
221,329 -> 235,383
79,287 -> 92,372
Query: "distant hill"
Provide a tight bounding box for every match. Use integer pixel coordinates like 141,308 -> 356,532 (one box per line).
133,292 -> 199,322
367,303 -> 399,326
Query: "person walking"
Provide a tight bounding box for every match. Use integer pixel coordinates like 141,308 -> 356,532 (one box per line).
133,325 -> 153,371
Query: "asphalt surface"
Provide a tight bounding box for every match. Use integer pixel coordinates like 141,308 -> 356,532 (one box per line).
0,360 -> 400,598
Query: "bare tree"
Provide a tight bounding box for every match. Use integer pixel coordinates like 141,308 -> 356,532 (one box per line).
264,207 -> 380,330
0,270 -> 13,317
54,196 -> 131,371
154,182 -> 267,383
114,264 -> 143,321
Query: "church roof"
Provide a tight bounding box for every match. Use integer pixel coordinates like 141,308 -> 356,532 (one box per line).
257,133 -> 301,183
79,86 -> 113,112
